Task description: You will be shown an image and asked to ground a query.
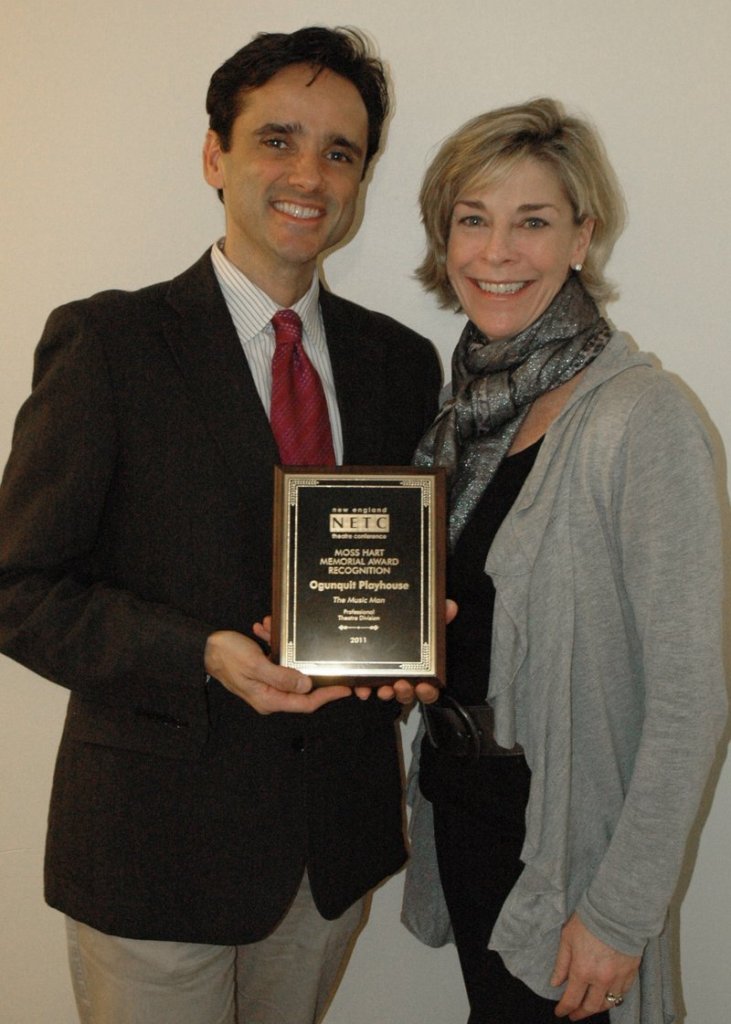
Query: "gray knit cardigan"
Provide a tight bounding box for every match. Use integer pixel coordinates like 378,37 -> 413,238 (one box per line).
402,333 -> 728,1024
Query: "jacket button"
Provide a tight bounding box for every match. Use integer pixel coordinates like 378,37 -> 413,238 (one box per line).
291,735 -> 305,753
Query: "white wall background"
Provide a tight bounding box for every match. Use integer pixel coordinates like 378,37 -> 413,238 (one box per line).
2,1 -> 730,1021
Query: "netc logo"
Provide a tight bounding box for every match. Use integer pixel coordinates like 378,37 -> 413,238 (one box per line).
329,513 -> 390,534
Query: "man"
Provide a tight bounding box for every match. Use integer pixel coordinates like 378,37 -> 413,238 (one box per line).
0,27 -> 441,1024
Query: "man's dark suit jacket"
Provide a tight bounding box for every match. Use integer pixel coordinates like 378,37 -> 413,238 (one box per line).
0,252 -> 441,943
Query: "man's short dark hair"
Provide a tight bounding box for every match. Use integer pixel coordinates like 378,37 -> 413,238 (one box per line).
206,26 -> 390,174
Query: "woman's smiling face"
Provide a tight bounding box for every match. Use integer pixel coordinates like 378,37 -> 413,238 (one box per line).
446,157 -> 594,341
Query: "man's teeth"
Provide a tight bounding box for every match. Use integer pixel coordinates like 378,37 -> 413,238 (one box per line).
274,201 -> 321,219
477,281 -> 526,295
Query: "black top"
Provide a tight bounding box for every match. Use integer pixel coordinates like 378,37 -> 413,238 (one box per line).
445,438 -> 542,705
420,438 -> 541,804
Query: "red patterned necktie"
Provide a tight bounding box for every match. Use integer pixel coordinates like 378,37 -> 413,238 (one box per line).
270,309 -> 336,465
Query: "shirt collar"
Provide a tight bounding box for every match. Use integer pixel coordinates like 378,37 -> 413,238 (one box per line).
210,240 -> 321,344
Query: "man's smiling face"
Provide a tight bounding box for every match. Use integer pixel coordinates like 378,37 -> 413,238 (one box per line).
203,63 -> 368,306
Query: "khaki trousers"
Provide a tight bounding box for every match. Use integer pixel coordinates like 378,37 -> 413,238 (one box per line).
66,874 -> 365,1024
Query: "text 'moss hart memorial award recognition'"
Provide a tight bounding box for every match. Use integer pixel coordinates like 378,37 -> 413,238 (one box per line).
272,467 -> 446,685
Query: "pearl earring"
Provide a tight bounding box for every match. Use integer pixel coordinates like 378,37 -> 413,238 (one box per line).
572,263 -> 583,272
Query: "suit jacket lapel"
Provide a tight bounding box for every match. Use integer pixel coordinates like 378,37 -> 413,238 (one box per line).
160,262 -> 388,484
162,253 -> 278,490
320,289 -> 386,464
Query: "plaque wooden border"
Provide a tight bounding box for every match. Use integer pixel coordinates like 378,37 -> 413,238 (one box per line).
272,466 -> 445,686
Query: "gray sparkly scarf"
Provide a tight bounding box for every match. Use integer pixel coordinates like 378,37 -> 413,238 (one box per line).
414,274 -> 611,549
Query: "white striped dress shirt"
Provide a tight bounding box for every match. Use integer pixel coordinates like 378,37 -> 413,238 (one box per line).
210,241 -> 344,462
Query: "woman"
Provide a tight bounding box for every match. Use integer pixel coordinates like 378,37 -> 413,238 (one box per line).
400,99 -> 727,1023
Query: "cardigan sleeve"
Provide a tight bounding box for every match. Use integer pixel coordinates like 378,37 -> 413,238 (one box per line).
576,376 -> 727,954
0,302 -> 213,721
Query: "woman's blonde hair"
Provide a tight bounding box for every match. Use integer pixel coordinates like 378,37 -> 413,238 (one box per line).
417,98 -> 626,309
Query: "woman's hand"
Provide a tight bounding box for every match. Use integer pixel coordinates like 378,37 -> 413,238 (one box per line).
354,678 -> 444,704
551,913 -> 640,1020
353,600 -> 458,703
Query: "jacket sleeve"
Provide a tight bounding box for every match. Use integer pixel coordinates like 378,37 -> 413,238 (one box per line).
576,377 -> 728,953
0,303 -> 213,720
